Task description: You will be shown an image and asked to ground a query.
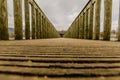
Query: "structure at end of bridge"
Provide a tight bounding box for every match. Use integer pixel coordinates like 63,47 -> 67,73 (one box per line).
0,0 -> 60,40
64,0 -> 120,41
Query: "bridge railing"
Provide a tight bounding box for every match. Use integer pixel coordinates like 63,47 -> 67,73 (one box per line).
64,0 -> 119,41
0,0 -> 60,40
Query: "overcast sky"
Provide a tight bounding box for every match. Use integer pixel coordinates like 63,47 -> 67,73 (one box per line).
35,0 -> 89,30
7,0 -> 119,31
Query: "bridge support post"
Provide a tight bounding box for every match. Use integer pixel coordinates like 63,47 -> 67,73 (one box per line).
0,0 -> 9,40
94,0 -> 101,40
25,0 -> 30,39
89,3 -> 94,39
13,0 -> 23,40
103,0 -> 112,41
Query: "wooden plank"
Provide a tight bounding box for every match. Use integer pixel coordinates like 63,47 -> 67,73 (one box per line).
0,57 -> 120,63
0,66 -> 120,77
0,61 -> 120,69
0,56 -> 120,60
1,52 -> 120,56
0,74 -> 120,80
0,54 -> 120,58
0,46 -> 120,54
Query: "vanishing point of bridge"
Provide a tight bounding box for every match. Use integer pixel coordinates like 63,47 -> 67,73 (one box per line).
0,0 -> 120,80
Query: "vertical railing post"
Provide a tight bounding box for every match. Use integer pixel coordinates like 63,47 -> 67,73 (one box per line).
46,21 -> 49,38
70,27 -> 72,38
47,22 -> 49,38
73,22 -> 76,38
94,0 -> 101,40
39,13 -> 42,39
78,17 -> 80,39
76,19 -> 79,38
118,0 -> 120,41
44,18 -> 46,38
0,0 -> 9,40
42,17 -> 45,38
35,9 -> 38,39
83,13 -> 86,39
85,10 -> 89,39
80,15 -> 84,39
44,18 -> 47,38
31,5 -> 35,39
70,27 -> 71,38
89,2 -> 94,39
75,21 -> 77,38
41,15 -> 43,38
103,0 -> 112,41
0,0 -> 0,40
69,29 -> 71,38
25,0 -> 30,39
13,0 -> 23,40
47,22 -> 50,38
37,12 -> 40,39
82,14 -> 84,39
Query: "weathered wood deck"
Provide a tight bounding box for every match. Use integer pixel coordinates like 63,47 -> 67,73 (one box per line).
0,38 -> 120,80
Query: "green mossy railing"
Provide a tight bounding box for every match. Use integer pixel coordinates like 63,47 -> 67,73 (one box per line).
0,0 -> 60,40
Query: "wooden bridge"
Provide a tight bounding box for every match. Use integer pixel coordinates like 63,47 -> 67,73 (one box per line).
0,0 -> 120,80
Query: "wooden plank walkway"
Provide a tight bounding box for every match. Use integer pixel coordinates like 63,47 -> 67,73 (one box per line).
0,38 -> 120,80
